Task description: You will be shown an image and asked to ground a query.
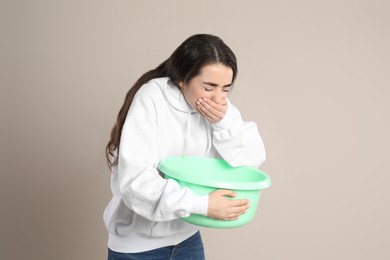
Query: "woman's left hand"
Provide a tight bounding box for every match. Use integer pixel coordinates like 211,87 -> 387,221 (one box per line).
196,98 -> 227,124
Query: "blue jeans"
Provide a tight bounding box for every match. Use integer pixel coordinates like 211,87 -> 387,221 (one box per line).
107,231 -> 205,260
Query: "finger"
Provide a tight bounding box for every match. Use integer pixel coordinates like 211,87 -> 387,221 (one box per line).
204,98 -> 227,112
230,199 -> 250,207
196,101 -> 212,118
203,99 -> 226,116
197,103 -> 219,122
227,205 -> 248,216
229,205 -> 250,215
198,99 -> 225,119
197,101 -> 222,122
225,216 -> 240,221
226,212 -> 242,220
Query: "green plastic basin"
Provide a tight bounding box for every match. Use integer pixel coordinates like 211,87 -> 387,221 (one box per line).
158,156 -> 271,228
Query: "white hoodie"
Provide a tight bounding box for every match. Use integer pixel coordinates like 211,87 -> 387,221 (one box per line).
103,77 -> 266,253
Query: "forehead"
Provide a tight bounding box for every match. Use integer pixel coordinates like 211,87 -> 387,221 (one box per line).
196,63 -> 233,84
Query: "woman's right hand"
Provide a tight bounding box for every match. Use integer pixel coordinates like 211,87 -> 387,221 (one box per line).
207,189 -> 250,220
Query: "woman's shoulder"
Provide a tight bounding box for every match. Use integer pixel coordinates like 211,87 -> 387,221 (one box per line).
136,77 -> 168,101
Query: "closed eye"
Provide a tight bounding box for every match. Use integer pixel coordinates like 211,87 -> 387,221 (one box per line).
202,82 -> 232,92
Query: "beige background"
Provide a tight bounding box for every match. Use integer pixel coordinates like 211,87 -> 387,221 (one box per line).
2,0 -> 389,259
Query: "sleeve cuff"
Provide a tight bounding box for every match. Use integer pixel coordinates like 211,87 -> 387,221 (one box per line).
188,194 -> 209,217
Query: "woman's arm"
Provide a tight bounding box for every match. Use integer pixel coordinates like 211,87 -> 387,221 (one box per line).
117,85 -> 208,222
210,99 -> 266,168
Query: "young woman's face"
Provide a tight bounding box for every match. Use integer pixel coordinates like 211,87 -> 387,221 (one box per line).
179,63 -> 233,111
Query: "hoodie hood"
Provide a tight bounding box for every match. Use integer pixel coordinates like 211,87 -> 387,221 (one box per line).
149,77 -> 211,155
158,77 -> 197,114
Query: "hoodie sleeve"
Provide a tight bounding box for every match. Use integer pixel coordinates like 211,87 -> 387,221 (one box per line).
117,85 -> 208,222
211,99 -> 266,168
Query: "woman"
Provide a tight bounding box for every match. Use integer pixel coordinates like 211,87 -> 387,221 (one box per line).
104,34 -> 266,259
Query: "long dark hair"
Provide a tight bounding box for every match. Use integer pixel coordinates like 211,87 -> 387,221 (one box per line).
105,34 -> 238,170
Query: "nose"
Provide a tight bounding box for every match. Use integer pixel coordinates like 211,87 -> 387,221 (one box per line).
211,89 -> 222,104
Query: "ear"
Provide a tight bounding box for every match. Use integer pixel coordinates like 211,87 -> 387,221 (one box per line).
178,81 -> 184,88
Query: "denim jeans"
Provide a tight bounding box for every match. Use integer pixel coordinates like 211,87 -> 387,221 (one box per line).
107,231 -> 205,260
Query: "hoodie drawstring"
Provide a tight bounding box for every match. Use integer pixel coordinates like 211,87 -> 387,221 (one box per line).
184,112 -> 192,152
204,122 -> 212,156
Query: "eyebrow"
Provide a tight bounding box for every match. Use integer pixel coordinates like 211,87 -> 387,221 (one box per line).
203,82 -> 232,87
